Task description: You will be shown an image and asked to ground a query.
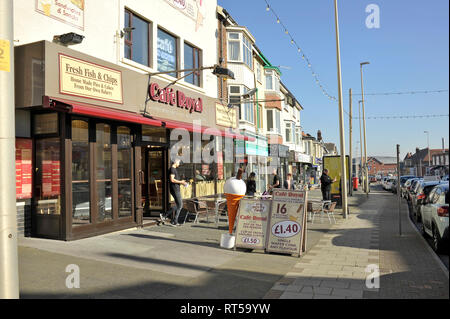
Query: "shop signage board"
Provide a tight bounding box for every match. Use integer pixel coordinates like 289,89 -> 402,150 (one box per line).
16,139 -> 33,199
235,198 -> 271,250
266,190 -> 307,257
35,0 -> 85,30
215,103 -> 237,128
59,54 -> 123,104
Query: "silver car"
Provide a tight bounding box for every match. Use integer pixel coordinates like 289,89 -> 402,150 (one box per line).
420,183 -> 449,253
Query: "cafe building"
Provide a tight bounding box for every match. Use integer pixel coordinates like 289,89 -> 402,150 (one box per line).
14,40 -> 241,240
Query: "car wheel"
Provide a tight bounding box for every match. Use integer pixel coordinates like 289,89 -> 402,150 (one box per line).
432,225 -> 443,254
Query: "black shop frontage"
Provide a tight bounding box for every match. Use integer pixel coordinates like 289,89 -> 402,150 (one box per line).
14,41 -> 240,240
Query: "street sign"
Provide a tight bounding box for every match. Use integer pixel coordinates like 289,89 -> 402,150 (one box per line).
265,190 -> 308,257
235,198 -> 271,250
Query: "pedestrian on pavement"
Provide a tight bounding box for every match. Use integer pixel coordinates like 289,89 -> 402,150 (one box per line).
246,172 -> 257,196
160,159 -> 188,226
283,173 -> 295,190
320,169 -> 336,201
268,168 -> 281,193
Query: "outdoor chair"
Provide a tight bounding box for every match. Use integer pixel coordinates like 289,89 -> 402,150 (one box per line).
311,200 -> 336,224
183,199 -> 214,224
322,201 -> 337,224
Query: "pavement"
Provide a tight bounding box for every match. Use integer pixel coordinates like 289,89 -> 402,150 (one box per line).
263,184 -> 449,299
17,186 -> 448,299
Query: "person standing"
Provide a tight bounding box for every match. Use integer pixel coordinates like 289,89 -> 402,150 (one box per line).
268,168 -> 281,192
246,172 -> 257,196
320,169 -> 336,201
283,173 -> 295,190
160,159 -> 187,226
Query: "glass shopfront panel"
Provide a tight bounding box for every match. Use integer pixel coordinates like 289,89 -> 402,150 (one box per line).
117,126 -> 132,217
72,120 -> 90,226
96,123 -> 112,222
35,138 -> 61,215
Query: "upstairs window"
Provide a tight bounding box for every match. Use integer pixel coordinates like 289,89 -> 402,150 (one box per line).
184,43 -> 201,87
157,28 -> 178,78
124,9 -> 151,67
227,32 -> 253,68
265,70 -> 280,92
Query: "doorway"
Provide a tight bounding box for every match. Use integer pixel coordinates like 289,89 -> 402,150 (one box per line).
141,145 -> 168,217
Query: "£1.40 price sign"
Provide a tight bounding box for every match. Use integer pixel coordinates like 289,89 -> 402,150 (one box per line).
266,190 -> 307,257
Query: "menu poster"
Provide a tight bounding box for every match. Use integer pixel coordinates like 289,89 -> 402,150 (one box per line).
42,159 -> 61,197
16,139 -> 33,199
217,151 -> 224,180
235,199 -> 271,250
266,190 -> 308,257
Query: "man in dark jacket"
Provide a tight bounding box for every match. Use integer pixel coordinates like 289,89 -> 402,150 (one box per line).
320,169 -> 336,200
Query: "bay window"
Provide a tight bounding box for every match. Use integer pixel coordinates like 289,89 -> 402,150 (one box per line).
266,109 -> 281,134
229,85 -> 254,124
227,32 -> 253,68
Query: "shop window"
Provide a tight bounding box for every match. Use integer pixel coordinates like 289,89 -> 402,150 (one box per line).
72,120 -> 90,226
96,123 -> 112,222
34,113 -> 58,135
124,9 -> 151,67
117,126 -> 132,217
184,42 -> 201,87
35,138 -> 61,215
157,28 -> 178,78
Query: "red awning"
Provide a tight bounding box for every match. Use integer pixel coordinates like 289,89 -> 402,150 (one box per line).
45,97 -> 163,127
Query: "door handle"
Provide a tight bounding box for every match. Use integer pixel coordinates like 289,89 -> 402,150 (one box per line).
139,170 -> 145,185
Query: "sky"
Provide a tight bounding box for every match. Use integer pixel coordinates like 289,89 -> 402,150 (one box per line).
217,0 -> 449,159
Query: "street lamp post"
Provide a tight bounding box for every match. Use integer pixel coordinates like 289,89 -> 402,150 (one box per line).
333,0 -> 348,218
424,131 -> 431,174
358,100 -> 364,189
0,0 -> 19,299
360,62 -> 370,195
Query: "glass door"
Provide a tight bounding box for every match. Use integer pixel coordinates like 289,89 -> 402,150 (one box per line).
142,145 -> 167,216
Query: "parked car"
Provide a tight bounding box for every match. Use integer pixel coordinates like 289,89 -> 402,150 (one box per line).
369,175 -> 377,183
401,177 -> 417,198
407,178 -> 423,202
381,177 -> 389,190
420,183 -> 449,253
384,177 -> 396,191
414,181 -> 446,222
392,179 -> 398,193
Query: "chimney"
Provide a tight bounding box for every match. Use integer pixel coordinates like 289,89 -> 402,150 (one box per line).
415,147 -> 420,154
317,130 -> 322,141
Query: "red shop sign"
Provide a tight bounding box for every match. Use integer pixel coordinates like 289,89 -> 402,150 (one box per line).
148,82 -> 203,113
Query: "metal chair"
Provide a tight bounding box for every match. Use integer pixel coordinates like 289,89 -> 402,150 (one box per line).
312,200 -> 333,224
322,201 -> 337,224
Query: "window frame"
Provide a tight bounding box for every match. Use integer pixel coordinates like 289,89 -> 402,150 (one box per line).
183,41 -> 202,87
157,27 -> 179,78
124,9 -> 152,67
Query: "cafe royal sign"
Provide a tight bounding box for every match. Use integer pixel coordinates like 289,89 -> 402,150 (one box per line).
148,82 -> 203,113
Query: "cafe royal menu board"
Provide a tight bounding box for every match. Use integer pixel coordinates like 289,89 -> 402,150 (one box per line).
235,190 -> 307,257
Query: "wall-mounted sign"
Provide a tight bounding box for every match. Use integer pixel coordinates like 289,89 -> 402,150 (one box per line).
163,0 -> 206,31
36,0 -> 85,30
16,139 -> 33,199
235,199 -> 270,250
266,190 -> 307,257
59,54 -> 123,104
0,39 -> 11,72
148,82 -> 202,113
215,103 -> 236,128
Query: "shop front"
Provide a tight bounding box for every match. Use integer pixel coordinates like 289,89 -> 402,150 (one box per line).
14,41 -> 238,240
268,143 -> 289,184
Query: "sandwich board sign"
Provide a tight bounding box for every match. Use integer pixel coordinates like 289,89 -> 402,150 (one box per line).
235,198 -> 271,250
265,190 -> 308,257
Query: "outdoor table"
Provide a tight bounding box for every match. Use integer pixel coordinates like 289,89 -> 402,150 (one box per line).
196,195 -> 227,227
